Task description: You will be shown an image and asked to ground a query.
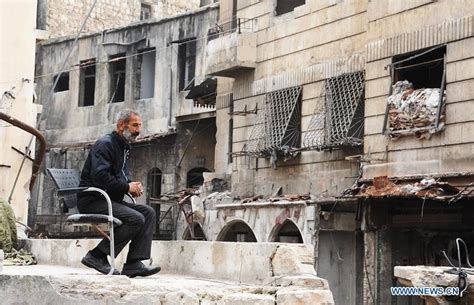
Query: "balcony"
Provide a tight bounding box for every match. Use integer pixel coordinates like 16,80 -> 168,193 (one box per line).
205,18 -> 256,77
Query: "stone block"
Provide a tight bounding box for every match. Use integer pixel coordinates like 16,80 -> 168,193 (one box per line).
275,275 -> 329,289
448,37 -> 474,63
271,245 -> 316,277
223,293 -> 275,305
276,288 -> 334,305
446,79 -> 474,103
446,58 -> 474,83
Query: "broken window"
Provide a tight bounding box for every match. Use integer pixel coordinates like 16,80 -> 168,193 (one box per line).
217,221 -> 257,242
383,45 -> 446,139
53,73 -> 69,92
135,48 -> 156,99
245,86 -> 302,161
140,3 -> 151,20
79,59 -> 96,107
109,53 -> 126,103
275,0 -> 305,16
303,71 -> 365,150
178,40 -> 196,91
186,167 -> 210,188
147,167 -> 162,200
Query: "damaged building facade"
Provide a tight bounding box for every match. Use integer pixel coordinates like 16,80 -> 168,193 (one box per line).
198,1 -> 474,305
32,0 -> 474,305
33,4 -> 219,240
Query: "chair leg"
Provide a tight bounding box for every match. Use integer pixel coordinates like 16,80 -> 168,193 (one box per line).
92,224 -> 110,240
108,220 -> 116,275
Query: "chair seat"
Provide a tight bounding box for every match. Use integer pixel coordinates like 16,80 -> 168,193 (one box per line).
66,214 -> 123,226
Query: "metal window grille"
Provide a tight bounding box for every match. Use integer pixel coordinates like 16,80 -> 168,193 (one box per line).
303,71 -> 365,150
245,86 -> 301,158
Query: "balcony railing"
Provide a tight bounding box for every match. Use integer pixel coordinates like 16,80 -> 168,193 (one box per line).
207,18 -> 255,42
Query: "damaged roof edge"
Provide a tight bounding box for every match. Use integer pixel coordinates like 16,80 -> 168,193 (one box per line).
46,131 -> 176,149
359,172 -> 474,184
40,3 -> 220,46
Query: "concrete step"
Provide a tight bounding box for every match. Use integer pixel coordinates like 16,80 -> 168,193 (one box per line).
1,265 -> 332,305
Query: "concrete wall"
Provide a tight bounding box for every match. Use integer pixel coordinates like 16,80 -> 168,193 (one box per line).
43,0 -> 200,39
0,0 -> 39,224
24,238 -> 318,285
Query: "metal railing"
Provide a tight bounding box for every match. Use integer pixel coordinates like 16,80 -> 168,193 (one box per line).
207,18 -> 255,42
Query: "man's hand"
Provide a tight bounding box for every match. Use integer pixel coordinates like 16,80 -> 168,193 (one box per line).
128,181 -> 143,197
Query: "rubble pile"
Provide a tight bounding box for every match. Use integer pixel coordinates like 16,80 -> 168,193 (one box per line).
241,193 -> 311,204
354,176 -> 463,201
387,80 -> 445,139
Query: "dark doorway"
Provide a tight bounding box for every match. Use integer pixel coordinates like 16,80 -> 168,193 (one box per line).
217,221 -> 257,242
186,167 -> 210,188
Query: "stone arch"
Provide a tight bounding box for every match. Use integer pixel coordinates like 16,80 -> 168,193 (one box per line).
269,219 -> 303,243
216,219 -> 257,242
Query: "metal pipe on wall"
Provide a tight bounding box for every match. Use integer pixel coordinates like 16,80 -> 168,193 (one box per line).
0,112 -> 47,194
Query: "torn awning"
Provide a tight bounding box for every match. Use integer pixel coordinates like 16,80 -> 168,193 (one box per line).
185,77 -> 217,106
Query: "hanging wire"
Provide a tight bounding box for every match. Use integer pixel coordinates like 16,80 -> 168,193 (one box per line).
0,21 -> 241,86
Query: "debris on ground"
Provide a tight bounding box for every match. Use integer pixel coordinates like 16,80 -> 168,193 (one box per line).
387,80 -> 445,140
241,193 -> 311,204
0,198 -> 17,252
4,248 -> 37,266
347,175 -> 474,202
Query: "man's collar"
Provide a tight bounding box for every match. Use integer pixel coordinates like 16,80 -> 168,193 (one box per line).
112,131 -> 131,149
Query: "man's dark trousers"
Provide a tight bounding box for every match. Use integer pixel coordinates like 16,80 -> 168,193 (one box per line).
77,196 -> 156,260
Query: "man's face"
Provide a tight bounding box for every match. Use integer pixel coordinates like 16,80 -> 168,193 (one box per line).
118,114 -> 142,143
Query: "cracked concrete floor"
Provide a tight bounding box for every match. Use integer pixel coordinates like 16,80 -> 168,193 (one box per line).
1,264 -> 280,304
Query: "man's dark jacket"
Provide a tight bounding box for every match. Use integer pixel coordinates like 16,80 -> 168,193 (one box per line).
78,131 -> 130,202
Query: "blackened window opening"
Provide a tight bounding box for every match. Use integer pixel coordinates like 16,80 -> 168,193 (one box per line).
276,0 -> 305,16
54,73 -> 69,92
136,48 -> 156,99
140,3 -> 151,20
178,40 -> 197,91
393,46 -> 446,89
186,167 -> 210,188
109,53 -> 126,103
148,167 -> 162,200
79,59 -> 96,106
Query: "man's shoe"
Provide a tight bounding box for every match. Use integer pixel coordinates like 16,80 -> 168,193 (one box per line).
81,251 -> 120,275
121,261 -> 161,278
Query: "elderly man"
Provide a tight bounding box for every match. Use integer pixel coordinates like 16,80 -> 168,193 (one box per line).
77,109 -> 160,277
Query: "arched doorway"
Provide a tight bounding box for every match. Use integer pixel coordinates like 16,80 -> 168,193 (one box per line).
217,220 -> 257,242
183,222 -> 207,240
270,219 -> 303,243
186,167 -> 210,188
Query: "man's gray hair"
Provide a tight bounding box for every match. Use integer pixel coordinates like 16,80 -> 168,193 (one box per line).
116,109 -> 140,125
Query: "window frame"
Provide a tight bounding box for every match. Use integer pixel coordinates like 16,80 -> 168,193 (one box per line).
382,45 -> 447,137
78,59 -> 96,107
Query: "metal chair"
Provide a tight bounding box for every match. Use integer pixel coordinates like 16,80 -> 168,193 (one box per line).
47,168 -> 133,274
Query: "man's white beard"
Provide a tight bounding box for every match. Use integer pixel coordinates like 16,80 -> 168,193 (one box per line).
123,127 -> 139,143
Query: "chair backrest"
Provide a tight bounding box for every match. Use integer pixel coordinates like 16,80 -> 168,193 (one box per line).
47,168 -> 81,190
